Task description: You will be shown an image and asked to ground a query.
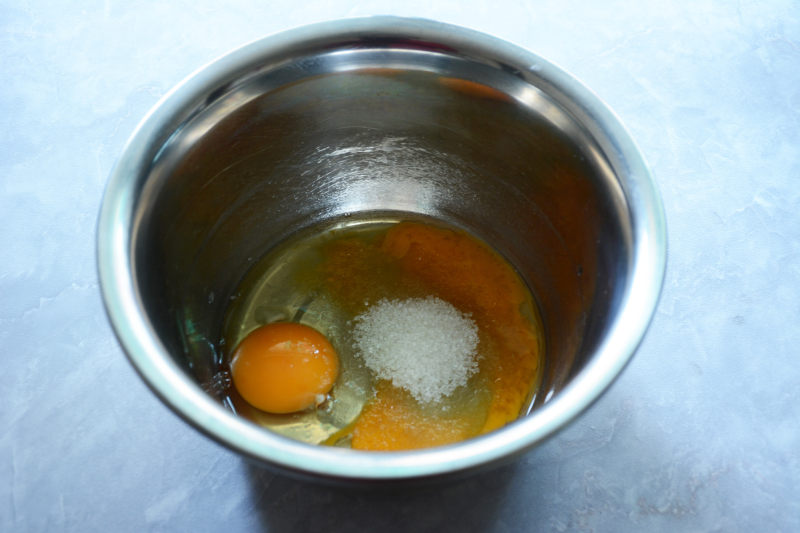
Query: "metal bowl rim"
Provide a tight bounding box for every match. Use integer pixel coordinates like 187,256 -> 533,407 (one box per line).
96,15 -> 667,481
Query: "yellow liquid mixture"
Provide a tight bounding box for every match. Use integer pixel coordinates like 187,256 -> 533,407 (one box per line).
221,216 -> 544,451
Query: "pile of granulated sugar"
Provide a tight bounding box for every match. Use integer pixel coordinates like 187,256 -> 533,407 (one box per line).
351,296 -> 479,404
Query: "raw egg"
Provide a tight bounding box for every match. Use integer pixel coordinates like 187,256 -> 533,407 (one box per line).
230,322 -> 339,414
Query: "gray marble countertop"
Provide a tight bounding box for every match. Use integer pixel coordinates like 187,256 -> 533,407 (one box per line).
2,1 -> 798,531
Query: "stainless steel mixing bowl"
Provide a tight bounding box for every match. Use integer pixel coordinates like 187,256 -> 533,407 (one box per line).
97,17 -> 666,481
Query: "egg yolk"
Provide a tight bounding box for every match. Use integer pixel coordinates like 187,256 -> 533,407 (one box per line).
230,322 -> 339,414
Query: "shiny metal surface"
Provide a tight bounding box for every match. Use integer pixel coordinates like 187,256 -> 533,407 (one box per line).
97,17 -> 665,480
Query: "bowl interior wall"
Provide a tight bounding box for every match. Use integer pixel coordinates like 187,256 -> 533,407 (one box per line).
133,48 -> 629,412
